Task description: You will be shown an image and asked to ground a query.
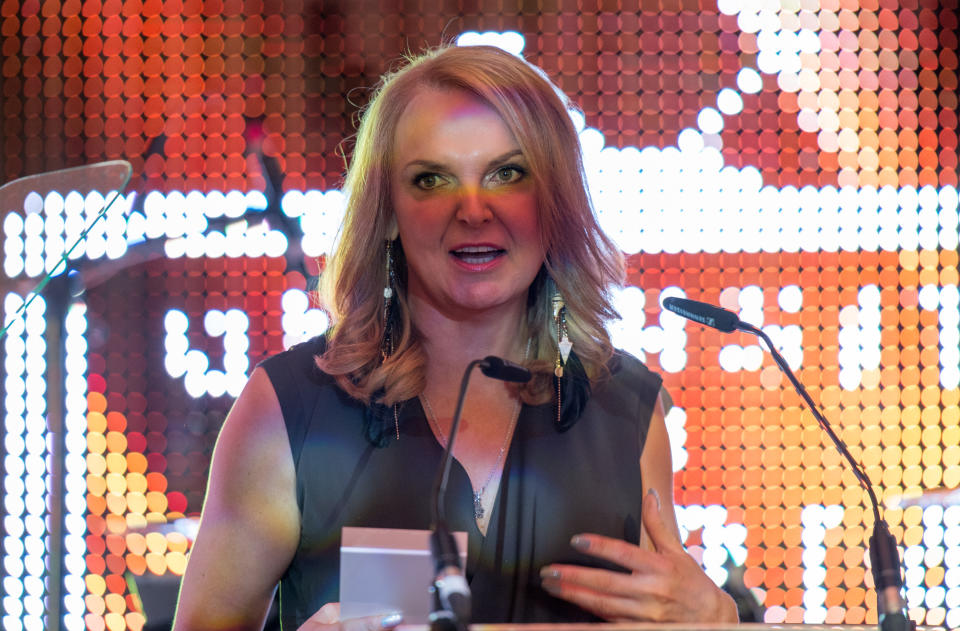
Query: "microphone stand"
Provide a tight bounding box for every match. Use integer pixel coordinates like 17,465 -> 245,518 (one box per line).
662,296 -> 912,631
737,321 -> 913,631
428,359 -> 482,631
428,356 -> 532,631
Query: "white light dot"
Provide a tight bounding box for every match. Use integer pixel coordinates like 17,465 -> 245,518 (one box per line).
716,88 -> 744,115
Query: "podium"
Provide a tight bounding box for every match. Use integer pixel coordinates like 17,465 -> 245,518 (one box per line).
400,625 -> 937,631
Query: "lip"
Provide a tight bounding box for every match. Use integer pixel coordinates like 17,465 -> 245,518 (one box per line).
448,242 -> 506,272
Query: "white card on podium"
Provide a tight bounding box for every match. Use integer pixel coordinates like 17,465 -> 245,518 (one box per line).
340,527 -> 469,624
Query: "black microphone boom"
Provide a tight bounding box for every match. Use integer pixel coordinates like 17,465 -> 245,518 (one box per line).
662,296 -> 739,332
479,355 -> 533,383
665,296 -> 911,631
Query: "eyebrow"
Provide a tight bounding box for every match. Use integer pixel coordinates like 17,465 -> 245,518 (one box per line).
401,149 -> 526,172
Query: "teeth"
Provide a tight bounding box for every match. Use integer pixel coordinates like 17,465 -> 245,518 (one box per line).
452,246 -> 502,264
454,246 -> 499,254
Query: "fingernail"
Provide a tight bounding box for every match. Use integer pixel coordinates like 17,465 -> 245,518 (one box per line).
539,566 -> 561,580
647,488 -> 661,511
570,535 -> 589,551
541,577 -> 561,594
380,613 -> 403,628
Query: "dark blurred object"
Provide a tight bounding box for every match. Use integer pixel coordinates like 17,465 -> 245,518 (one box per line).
131,571 -> 280,631
722,554 -> 764,623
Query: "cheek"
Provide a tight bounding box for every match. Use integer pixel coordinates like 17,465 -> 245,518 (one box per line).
505,194 -> 541,242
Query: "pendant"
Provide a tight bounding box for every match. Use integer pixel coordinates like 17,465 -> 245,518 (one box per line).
473,491 -> 484,520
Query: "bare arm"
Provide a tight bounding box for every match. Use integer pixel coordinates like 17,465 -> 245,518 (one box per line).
639,388 -> 683,546
173,367 -> 300,631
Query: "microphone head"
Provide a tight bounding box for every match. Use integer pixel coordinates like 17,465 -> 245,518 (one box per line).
479,355 -> 532,383
662,296 -> 740,333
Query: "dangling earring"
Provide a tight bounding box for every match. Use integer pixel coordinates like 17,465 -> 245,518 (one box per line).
552,292 -> 571,424
382,239 -> 400,439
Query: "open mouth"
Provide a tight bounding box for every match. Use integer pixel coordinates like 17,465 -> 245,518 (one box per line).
450,246 -> 505,265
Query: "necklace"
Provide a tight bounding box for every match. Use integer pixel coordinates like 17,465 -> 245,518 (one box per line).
421,341 -> 530,521
421,392 -> 521,520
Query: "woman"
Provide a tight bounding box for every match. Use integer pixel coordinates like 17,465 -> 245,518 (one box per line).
173,45 -> 737,630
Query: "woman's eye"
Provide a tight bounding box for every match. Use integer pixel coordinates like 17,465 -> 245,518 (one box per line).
413,173 -> 444,190
490,165 -> 525,185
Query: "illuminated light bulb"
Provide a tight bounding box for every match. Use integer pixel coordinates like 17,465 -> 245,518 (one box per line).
455,30 -> 525,56
224,223 -> 247,258
224,190 -> 247,218
716,88 -> 744,115
184,371 -> 206,399
4,256 -> 25,277
3,212 -> 24,236
205,190 -> 227,220
659,349 -> 687,373
246,191 -> 268,211
918,285 -> 940,310
227,372 -> 248,398
282,289 -> 309,314
225,308 -> 249,330
697,108 -> 724,134
677,129 -> 704,154
182,232 -> 205,259
204,310 -> 226,337
205,370 -> 227,398
281,190 -> 305,218
265,231 -> 288,257
164,310 -> 189,334
719,345 -> 743,372
200,231 -> 225,258
184,349 -> 209,375
223,352 -> 249,375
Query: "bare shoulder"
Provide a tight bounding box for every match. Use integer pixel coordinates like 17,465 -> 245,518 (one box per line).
173,367 -> 300,630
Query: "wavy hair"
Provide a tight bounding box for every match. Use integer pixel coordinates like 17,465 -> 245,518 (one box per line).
317,45 -> 624,407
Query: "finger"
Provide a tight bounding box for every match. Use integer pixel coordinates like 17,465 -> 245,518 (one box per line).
299,604 -> 403,631
539,575 -> 662,622
540,564 -> 668,600
341,613 -> 404,631
641,489 -> 684,554
310,603 -> 341,625
567,533 -> 667,574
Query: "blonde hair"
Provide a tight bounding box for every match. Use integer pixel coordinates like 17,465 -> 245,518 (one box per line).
318,45 -> 624,406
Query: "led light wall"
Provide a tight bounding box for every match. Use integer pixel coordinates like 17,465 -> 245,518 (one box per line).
2,1 -> 960,630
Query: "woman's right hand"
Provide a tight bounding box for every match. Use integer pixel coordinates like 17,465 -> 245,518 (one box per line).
298,603 -> 403,631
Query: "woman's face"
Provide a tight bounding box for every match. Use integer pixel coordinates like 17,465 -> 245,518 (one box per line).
391,87 -> 544,319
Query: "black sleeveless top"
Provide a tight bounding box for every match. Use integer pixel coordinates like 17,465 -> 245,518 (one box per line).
261,337 -> 662,629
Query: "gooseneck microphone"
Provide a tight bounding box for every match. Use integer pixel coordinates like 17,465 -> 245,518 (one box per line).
428,356 -> 532,631
663,296 -> 911,631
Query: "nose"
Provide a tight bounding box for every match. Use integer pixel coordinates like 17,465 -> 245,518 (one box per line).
455,186 -> 493,226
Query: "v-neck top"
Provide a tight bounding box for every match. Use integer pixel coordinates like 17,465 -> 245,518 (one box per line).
261,336 -> 662,629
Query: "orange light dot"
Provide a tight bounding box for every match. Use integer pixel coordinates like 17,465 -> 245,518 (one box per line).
85,573 -> 107,596
145,532 -> 167,555
126,492 -> 147,515
88,392 -> 107,413
104,593 -> 126,614
145,491 -> 168,513
126,472 -> 147,494
87,475 -> 107,496
105,431 -> 128,453
87,432 -> 107,454
145,552 -> 167,576
104,612 -> 125,631
105,453 -> 126,474
167,532 -> 189,554
105,493 -> 126,515
85,594 -> 105,616
166,550 -> 187,575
